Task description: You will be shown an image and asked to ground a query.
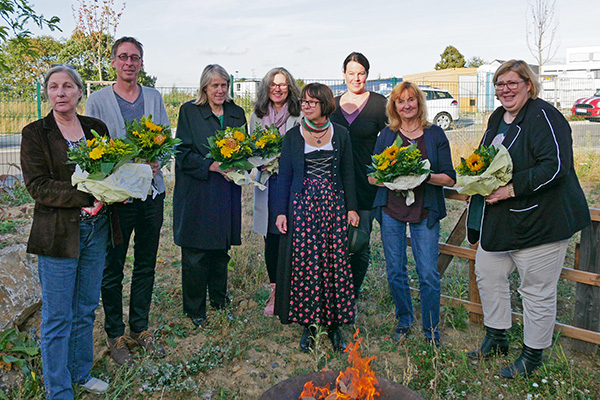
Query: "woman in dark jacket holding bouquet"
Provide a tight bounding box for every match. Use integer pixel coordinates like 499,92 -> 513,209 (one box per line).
173,64 -> 247,328
466,60 -> 590,379
369,82 -> 455,346
274,83 -> 359,352
21,65 -> 110,399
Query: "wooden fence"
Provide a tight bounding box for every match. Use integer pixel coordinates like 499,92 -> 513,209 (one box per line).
419,188 -> 600,352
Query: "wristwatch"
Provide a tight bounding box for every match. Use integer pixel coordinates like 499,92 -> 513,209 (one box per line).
508,183 -> 515,197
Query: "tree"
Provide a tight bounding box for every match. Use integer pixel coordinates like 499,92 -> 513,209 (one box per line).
435,46 -> 466,70
466,56 -> 487,68
526,0 -> 558,78
0,0 -> 60,70
71,0 -> 125,81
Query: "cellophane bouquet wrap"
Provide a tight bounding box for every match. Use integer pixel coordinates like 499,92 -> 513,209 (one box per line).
125,115 -> 181,167
454,144 -> 513,196
68,130 -> 152,203
247,123 -> 284,187
205,126 -> 260,187
368,137 -> 431,205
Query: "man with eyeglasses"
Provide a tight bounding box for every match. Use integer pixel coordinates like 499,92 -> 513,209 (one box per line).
86,36 -> 169,366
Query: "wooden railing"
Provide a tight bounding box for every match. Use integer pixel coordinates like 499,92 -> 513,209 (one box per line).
413,188 -> 600,351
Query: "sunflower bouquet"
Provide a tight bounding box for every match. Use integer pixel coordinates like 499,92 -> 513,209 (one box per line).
247,123 -> 284,186
125,115 -> 180,167
206,126 -> 259,186
454,144 -> 513,196
68,130 -> 153,203
368,137 -> 431,205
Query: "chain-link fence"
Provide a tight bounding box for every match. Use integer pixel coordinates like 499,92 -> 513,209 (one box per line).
2,77 -> 600,179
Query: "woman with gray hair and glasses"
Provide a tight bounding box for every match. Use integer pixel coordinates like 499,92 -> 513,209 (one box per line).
250,67 -> 302,316
173,64 -> 247,328
20,64 -> 111,398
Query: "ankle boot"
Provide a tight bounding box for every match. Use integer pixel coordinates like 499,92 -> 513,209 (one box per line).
500,344 -> 543,379
299,326 -> 316,352
467,326 -> 509,359
327,325 -> 346,352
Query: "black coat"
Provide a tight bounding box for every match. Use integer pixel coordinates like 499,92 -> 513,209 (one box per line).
468,97 -> 590,251
172,101 -> 247,250
21,112 -> 108,258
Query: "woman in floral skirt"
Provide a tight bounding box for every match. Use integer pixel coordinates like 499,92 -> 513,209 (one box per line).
274,83 -> 359,352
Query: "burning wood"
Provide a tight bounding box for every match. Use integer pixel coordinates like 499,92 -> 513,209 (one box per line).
299,330 -> 380,400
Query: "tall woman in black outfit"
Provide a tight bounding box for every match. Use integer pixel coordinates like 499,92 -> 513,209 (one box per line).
274,83 -> 359,352
173,64 -> 247,328
330,52 -> 387,299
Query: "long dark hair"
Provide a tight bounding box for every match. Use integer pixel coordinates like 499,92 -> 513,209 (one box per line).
254,67 -> 301,118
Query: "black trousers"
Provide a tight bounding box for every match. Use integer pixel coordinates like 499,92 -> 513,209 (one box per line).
264,232 -> 280,284
350,209 -> 374,298
181,247 -> 230,318
102,193 -> 164,338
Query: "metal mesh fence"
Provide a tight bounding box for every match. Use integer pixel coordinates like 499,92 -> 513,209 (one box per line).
2,78 -> 600,179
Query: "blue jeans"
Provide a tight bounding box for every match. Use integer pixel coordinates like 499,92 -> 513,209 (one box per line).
381,212 -> 441,339
38,215 -> 109,400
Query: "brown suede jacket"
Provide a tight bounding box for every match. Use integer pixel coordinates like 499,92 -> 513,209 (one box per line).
21,112 -> 109,258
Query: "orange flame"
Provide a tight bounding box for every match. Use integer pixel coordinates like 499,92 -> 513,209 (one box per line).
299,330 -> 380,400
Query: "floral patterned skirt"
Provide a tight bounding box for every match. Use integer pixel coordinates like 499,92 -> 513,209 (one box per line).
288,176 -> 355,326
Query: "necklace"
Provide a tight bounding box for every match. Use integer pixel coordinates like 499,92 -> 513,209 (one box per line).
302,117 -> 330,144
400,124 -> 421,134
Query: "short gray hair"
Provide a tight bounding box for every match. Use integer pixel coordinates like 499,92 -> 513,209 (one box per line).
194,64 -> 232,106
43,64 -> 84,104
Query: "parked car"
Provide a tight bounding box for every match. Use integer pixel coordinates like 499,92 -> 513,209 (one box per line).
572,89 -> 600,122
385,86 -> 460,130
420,86 -> 460,130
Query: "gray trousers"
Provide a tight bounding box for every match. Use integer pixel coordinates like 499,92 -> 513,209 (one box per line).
475,239 -> 569,349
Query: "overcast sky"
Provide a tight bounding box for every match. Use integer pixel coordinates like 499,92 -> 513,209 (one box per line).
30,0 -> 595,87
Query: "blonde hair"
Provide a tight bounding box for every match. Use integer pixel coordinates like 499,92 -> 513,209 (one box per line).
194,64 -> 233,106
386,81 -> 430,132
493,59 -> 540,100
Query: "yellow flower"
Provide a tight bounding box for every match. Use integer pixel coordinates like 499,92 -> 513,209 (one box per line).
224,138 -> 239,150
216,138 -> 227,147
466,153 -> 485,172
89,147 -> 105,160
383,145 -> 399,160
86,138 -> 97,146
132,131 -> 141,137
220,146 -> 235,158
255,139 -> 266,148
153,134 -> 166,146
145,119 -> 163,132
378,159 -> 390,170
233,130 -> 245,141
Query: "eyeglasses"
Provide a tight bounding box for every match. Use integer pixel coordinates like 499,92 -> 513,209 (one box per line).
494,80 -> 526,91
299,99 -> 322,108
116,53 -> 142,63
270,83 -> 288,90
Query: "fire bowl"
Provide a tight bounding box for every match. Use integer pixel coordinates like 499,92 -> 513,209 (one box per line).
259,370 -> 425,400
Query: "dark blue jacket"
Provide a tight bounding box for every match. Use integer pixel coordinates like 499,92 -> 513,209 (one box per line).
273,123 -> 358,218
372,124 -> 456,228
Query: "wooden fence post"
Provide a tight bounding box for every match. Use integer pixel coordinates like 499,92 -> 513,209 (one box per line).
468,243 -> 483,324
573,214 -> 600,353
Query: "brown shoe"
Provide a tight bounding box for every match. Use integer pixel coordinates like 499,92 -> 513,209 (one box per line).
107,336 -> 133,366
264,283 -> 276,316
130,330 -> 166,357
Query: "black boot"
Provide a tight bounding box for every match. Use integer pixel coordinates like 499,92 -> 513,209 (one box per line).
327,325 -> 346,352
467,326 -> 509,359
299,326 -> 316,353
500,344 -> 543,379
